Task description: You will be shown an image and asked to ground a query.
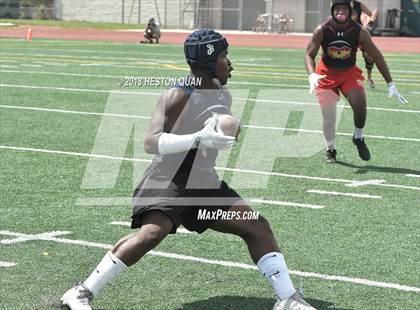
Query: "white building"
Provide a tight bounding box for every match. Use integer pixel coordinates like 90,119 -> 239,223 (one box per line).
53,0 -> 402,32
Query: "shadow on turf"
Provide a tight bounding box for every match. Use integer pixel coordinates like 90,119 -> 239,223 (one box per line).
177,296 -> 353,310
335,160 -> 420,176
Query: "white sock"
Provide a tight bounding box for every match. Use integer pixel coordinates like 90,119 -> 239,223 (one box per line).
354,127 -> 364,139
257,252 -> 295,300
326,139 -> 336,151
83,251 -> 128,296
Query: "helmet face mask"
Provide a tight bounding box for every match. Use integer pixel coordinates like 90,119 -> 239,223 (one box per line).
331,0 -> 353,24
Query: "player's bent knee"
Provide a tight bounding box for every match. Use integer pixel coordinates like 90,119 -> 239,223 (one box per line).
255,216 -> 273,236
241,216 -> 274,241
135,211 -> 173,247
138,226 -> 169,248
142,210 -> 174,233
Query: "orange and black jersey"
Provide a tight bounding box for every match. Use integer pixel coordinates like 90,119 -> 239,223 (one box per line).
321,17 -> 362,69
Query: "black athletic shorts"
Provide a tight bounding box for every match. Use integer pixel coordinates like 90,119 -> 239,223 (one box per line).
131,163 -> 242,234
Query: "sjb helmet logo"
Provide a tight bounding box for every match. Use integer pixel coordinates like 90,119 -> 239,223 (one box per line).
206,44 -> 215,55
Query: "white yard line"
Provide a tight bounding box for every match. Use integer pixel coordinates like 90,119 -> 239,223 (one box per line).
241,97 -> 420,114
75,197 -> 132,206
2,80 -> 420,114
0,145 -> 153,163
0,261 -> 17,268
38,48 -> 173,56
0,105 -> 151,120
0,47 -> 186,58
0,69 -> 310,89
37,62 -> 68,67
0,40 -> 416,58
289,271 -> 420,293
231,80 -> 308,88
240,69 -> 420,81
1,145 -> 420,191
0,231 -> 72,244
80,63 -> 104,66
0,53 -> 177,66
345,180 -> 387,187
0,38 -> 134,45
1,46 -> 419,71
2,67 -> 420,88
0,69 -> 116,79
1,104 -> 419,143
75,197 -> 323,210
0,51 -> 178,64
0,63 -> 347,89
306,190 -> 382,199
20,64 -> 43,67
0,83 -> 159,95
111,221 -> 192,234
250,198 -> 324,209
218,166 -> 420,191
244,125 -> 420,143
2,47 -> 414,69
1,82 -> 420,114
111,221 -> 132,226
0,230 -> 418,293
406,174 -> 420,178
4,50 -> 419,76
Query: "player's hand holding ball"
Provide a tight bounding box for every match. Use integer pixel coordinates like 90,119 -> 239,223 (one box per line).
388,82 -> 408,104
197,114 -> 238,150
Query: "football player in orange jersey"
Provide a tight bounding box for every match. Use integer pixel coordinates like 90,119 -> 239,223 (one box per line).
305,0 -> 407,163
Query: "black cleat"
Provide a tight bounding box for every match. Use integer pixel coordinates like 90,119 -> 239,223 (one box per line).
352,136 -> 371,161
325,149 -> 337,163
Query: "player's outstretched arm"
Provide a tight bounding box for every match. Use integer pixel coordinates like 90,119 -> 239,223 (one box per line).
360,2 -> 377,29
359,28 -> 392,82
305,26 -> 326,94
305,25 -> 322,74
359,28 -> 408,104
360,2 -> 375,19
